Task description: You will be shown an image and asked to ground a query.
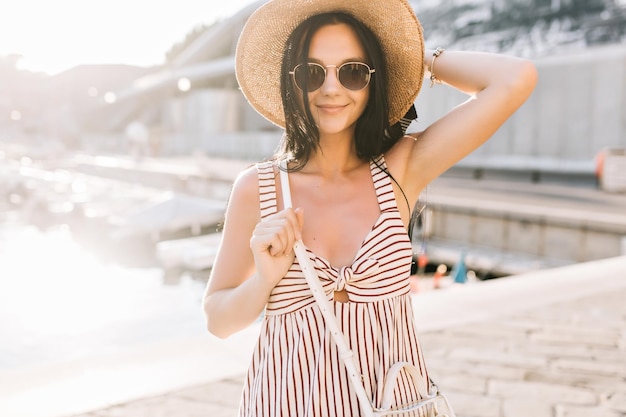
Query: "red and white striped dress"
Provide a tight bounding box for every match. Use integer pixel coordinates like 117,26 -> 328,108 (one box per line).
239,156 -> 430,417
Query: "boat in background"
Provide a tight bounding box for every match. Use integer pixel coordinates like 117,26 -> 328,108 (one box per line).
156,232 -> 223,271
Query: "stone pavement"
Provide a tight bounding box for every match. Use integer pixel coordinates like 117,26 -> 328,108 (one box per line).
69,256 -> 626,417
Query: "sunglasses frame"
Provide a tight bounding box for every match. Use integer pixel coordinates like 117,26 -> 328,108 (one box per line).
289,61 -> 375,92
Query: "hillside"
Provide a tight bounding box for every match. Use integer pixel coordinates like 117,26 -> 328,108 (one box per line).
414,0 -> 626,58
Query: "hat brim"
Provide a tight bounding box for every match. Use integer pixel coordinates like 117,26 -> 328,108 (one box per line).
235,0 -> 425,128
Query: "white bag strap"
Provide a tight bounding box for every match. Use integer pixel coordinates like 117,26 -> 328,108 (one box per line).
279,160 -> 376,417
380,362 -> 431,409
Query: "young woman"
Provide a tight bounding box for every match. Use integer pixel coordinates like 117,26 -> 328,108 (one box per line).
203,0 -> 537,415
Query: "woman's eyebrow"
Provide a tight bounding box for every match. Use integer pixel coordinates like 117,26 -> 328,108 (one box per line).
306,56 -> 368,64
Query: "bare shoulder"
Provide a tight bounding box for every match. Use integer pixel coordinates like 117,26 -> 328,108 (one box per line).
227,160 -> 281,221
233,163 -> 263,191
228,163 -> 266,211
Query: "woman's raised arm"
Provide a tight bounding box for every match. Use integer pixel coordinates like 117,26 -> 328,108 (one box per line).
393,49 -> 538,200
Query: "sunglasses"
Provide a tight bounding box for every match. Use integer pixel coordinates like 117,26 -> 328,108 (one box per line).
289,62 -> 375,92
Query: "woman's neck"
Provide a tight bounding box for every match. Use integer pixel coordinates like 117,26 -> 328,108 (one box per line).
302,146 -> 364,177
305,140 -> 365,177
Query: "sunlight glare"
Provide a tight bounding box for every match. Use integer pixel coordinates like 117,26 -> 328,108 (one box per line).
104,92 -> 117,104
177,77 -> 191,92
0,0 -> 258,75
0,226 -> 158,336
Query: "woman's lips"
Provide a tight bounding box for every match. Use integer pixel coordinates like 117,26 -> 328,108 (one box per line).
316,104 -> 347,114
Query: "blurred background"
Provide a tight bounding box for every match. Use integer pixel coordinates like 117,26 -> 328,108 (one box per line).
1,0 -> 625,413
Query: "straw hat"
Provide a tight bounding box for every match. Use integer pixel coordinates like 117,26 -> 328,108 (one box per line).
235,0 -> 425,128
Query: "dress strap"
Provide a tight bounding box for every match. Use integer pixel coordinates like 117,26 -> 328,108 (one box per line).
370,155 -> 399,212
256,161 -> 278,219
278,159 -> 293,208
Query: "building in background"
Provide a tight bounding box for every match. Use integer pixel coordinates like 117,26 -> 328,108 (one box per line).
2,0 -> 625,171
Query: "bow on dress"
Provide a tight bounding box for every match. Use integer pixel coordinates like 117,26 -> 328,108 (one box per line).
313,256 -> 381,301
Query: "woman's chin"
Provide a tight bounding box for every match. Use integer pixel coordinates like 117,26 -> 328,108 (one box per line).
315,119 -> 357,137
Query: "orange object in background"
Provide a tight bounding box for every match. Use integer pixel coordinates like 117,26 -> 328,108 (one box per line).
433,264 -> 448,289
417,253 -> 428,275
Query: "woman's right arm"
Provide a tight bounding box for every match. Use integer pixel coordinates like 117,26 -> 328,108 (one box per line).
202,165 -> 303,339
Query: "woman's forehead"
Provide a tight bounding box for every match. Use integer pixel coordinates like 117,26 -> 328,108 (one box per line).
307,23 -> 367,63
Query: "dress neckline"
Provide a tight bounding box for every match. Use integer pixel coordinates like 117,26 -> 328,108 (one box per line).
279,156 -> 394,270
301,213 -> 386,271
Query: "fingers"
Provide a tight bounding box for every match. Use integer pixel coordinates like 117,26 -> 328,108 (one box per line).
294,208 -> 305,236
283,207 -> 303,241
251,208 -> 304,257
265,223 -> 296,257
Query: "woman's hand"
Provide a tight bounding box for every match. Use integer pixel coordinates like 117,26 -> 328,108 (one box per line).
250,207 -> 305,288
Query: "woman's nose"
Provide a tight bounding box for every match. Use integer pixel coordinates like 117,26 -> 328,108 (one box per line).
320,65 -> 341,92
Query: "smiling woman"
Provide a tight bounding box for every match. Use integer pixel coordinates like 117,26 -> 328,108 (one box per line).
0,0 -> 257,75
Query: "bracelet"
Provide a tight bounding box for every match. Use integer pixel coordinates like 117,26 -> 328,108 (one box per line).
429,47 -> 445,88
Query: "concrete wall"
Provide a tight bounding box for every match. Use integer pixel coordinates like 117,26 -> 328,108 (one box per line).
161,89 -> 280,159
161,89 -> 242,155
414,45 -> 626,176
427,203 -> 626,273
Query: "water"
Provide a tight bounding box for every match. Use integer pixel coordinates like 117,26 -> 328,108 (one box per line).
0,219 -> 209,371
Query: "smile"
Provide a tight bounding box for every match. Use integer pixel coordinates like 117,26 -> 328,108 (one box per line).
317,104 -> 347,114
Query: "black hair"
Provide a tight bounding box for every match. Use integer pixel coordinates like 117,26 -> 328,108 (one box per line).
277,12 -> 407,171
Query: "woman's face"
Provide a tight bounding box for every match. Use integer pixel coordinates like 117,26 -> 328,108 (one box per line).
300,23 -> 370,137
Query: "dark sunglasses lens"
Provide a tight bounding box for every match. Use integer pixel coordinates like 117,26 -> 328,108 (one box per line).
339,63 -> 370,90
294,64 -> 325,91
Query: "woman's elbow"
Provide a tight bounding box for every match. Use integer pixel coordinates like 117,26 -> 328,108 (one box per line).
492,59 -> 538,110
512,59 -> 539,99
206,319 -> 232,340
203,297 -> 232,339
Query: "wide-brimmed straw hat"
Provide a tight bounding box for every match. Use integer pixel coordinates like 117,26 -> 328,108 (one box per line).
235,0 -> 425,128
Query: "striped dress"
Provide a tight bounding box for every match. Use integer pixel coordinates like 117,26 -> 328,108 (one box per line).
239,156 -> 430,417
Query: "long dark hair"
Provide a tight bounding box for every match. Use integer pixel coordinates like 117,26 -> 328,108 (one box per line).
277,12 -> 405,171
276,12 -> 421,241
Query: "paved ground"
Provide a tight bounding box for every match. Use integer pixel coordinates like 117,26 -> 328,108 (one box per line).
70,258 -> 626,417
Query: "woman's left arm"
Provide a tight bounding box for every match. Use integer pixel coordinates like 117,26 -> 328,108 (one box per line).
395,49 -> 538,197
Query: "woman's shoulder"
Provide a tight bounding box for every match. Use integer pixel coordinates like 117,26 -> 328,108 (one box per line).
230,160 -> 277,199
